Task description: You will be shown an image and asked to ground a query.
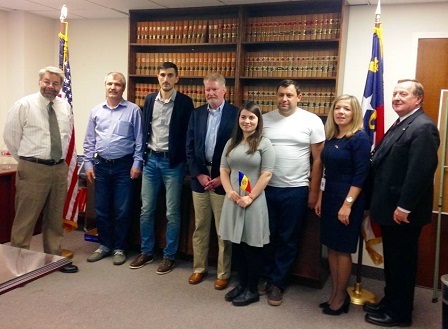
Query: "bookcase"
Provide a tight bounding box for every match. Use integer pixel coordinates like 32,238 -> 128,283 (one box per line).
128,0 -> 345,116
127,0 -> 347,288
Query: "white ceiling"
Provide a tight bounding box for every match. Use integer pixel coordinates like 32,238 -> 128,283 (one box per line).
0,0 -> 446,20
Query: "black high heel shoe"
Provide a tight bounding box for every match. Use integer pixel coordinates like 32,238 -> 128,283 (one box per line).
322,293 -> 350,316
319,301 -> 330,309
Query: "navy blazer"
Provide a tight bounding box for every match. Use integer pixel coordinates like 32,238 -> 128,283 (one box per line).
142,91 -> 194,168
186,102 -> 239,195
370,109 -> 440,226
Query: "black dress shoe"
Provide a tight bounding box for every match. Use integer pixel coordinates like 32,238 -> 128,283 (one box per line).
365,312 -> 412,327
232,289 -> 260,306
322,293 -> 350,316
363,301 -> 386,314
59,264 -> 79,273
225,284 -> 245,302
319,301 -> 330,309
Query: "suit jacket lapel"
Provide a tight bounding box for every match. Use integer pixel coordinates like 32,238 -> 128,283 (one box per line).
372,109 -> 423,165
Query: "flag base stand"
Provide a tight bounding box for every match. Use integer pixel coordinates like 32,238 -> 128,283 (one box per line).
62,249 -> 74,259
347,282 -> 376,305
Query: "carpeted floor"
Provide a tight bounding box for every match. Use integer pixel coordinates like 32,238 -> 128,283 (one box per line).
0,230 -> 442,329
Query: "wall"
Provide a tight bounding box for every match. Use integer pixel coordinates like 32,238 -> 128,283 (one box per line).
0,11 -> 58,152
68,18 -> 129,147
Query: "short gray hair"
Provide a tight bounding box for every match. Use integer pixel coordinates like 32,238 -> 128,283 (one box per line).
39,66 -> 64,83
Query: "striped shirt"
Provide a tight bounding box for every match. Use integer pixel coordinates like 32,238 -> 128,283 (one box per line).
3,92 -> 72,161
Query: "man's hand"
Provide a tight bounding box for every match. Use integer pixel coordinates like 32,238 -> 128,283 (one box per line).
130,167 -> 142,180
393,208 -> 410,224
85,169 -> 95,184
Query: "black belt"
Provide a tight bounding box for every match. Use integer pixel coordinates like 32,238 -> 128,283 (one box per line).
20,156 -> 64,166
148,150 -> 169,158
96,154 -> 133,164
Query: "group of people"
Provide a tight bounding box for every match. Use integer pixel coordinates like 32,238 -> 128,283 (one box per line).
3,62 -> 440,327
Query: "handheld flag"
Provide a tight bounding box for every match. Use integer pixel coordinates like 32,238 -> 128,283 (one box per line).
238,171 -> 252,193
59,17 -> 79,232
361,1 -> 384,265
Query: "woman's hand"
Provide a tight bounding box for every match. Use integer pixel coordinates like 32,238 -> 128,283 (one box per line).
227,190 -> 241,203
338,204 -> 352,226
237,195 -> 253,208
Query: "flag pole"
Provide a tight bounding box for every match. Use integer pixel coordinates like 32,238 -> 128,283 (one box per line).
59,4 -> 74,260
347,0 -> 382,305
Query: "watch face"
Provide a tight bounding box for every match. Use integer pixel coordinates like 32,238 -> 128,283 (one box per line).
346,196 -> 353,203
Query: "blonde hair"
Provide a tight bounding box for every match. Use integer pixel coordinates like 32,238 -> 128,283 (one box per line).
325,94 -> 363,139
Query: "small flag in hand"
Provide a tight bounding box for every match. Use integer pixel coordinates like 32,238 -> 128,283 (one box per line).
239,171 -> 252,193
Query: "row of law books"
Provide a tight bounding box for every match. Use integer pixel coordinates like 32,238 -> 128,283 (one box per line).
245,50 -> 338,78
134,83 -> 236,109
243,85 -> 335,115
246,13 -> 341,42
135,52 -> 236,77
136,18 -> 238,44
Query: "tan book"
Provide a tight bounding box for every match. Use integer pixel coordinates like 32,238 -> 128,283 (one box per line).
191,20 -> 198,43
135,53 -> 141,75
187,20 -> 194,43
310,14 -> 318,41
136,22 -> 142,44
246,18 -> 254,42
231,18 -> 238,43
230,53 -> 236,77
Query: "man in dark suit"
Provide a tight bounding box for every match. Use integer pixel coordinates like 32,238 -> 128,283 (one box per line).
129,62 -> 194,274
365,79 -> 440,327
186,73 -> 238,290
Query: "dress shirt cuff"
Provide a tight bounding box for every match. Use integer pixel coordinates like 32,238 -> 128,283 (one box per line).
84,161 -> 94,171
397,206 -> 411,214
132,160 -> 143,170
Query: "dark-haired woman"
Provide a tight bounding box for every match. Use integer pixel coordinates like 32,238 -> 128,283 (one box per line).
218,101 -> 275,307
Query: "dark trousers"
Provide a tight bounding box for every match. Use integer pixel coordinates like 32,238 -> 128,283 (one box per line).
233,242 -> 263,293
262,186 -> 309,290
381,224 -> 422,322
94,158 -> 135,252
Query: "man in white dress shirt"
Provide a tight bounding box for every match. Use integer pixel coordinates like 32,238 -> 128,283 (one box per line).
3,66 -> 78,273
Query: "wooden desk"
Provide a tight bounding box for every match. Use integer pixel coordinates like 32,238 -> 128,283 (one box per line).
0,165 -> 17,243
0,165 -> 42,243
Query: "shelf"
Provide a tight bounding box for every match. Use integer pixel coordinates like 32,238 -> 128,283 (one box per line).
128,0 -> 345,116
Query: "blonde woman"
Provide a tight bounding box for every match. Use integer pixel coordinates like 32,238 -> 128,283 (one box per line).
315,95 -> 371,315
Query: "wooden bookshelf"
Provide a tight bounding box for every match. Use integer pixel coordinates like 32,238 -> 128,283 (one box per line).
128,0 -> 346,287
128,0 -> 345,117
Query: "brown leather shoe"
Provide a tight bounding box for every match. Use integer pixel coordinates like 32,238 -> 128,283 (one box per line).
214,278 -> 229,290
189,272 -> 208,284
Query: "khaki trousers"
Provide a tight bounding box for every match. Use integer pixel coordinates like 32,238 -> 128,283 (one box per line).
192,190 -> 231,279
11,160 -> 68,255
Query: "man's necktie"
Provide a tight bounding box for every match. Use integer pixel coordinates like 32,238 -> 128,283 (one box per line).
48,102 -> 62,161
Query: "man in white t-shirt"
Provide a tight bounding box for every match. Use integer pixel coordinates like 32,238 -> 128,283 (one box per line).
261,79 -> 325,306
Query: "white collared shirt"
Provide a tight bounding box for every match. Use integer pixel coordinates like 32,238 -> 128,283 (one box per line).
3,92 -> 72,161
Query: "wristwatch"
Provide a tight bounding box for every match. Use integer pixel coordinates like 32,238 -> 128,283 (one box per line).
345,196 -> 354,203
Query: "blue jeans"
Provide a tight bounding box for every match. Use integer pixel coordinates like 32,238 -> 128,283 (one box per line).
140,155 -> 184,259
94,158 -> 135,253
263,186 -> 309,290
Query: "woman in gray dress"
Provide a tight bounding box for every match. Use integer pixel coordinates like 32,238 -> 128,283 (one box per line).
219,101 -> 276,306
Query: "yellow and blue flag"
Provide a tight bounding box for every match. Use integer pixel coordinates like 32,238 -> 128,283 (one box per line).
361,1 -> 384,147
238,171 -> 252,193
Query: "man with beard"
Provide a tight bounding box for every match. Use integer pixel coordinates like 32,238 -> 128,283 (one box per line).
83,72 -> 143,266
3,66 -> 78,273
130,62 -> 194,274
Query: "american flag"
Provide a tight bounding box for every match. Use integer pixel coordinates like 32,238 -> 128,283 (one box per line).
59,22 -> 79,232
361,1 -> 384,265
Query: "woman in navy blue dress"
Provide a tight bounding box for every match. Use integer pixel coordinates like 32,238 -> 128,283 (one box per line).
315,95 -> 371,316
